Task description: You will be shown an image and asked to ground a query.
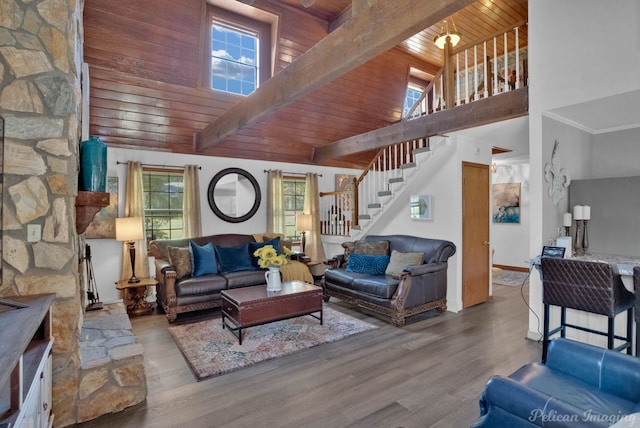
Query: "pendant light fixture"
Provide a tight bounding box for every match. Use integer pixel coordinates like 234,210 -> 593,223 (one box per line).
434,19 -> 461,49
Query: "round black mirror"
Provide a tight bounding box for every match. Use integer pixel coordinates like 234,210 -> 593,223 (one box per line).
207,168 -> 261,223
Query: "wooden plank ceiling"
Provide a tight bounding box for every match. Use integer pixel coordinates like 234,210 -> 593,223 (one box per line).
84,0 -> 528,169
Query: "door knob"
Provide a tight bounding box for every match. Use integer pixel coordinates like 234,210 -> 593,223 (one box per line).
483,241 -> 490,246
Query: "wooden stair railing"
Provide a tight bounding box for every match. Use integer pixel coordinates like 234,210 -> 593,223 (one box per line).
319,138 -> 428,236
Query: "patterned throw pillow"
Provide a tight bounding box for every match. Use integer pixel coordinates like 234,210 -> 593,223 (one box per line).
341,241 -> 355,264
168,246 -> 192,279
354,240 -> 390,256
346,253 -> 390,275
385,250 -> 424,277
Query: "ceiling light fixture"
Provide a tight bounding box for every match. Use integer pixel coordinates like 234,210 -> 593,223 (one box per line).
434,19 -> 461,49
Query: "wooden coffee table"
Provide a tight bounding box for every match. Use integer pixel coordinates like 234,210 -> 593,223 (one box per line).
221,281 -> 323,345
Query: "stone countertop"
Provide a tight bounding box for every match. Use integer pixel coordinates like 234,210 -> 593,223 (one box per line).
528,253 -> 640,276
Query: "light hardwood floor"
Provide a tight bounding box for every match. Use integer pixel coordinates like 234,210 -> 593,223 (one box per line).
75,283 -> 541,428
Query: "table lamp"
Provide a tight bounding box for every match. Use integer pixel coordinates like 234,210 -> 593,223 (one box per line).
116,217 -> 144,283
295,213 -> 313,253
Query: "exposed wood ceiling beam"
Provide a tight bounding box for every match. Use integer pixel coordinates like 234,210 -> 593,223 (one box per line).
195,0 -> 476,152
313,87 -> 529,162
328,4 -> 351,33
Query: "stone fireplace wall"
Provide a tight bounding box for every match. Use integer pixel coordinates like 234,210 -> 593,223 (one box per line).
0,0 -> 84,425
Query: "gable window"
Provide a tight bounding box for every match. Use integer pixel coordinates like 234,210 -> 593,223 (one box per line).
403,83 -> 424,117
142,170 -> 184,241
283,178 -> 306,242
205,6 -> 272,96
211,22 -> 258,95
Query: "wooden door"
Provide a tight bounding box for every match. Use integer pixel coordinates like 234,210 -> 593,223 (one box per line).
462,161 -> 490,307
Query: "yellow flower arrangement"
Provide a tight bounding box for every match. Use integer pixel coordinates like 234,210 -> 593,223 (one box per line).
253,244 -> 294,269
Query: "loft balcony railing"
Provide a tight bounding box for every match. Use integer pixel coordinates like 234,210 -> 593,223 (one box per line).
320,22 -> 527,238
405,20 -> 527,119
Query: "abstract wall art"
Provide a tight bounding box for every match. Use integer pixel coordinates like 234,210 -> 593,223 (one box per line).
492,182 -> 520,223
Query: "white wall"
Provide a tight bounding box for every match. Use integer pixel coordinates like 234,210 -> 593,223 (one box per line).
87,147 -> 360,304
491,163 -> 530,269
592,128 -> 640,178
369,132 -> 493,312
528,0 -> 640,339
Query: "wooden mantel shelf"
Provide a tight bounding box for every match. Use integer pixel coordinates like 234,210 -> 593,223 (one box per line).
76,191 -> 110,234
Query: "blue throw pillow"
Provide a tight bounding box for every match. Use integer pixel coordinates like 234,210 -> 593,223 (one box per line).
215,243 -> 255,272
248,236 -> 281,268
346,253 -> 390,275
189,241 -> 218,277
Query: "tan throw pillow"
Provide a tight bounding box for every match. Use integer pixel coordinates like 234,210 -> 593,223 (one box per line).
168,246 -> 192,279
385,250 -> 424,277
341,241 -> 355,263
355,240 -> 389,256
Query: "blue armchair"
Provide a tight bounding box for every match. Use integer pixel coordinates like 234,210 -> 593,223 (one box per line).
471,338 -> 640,427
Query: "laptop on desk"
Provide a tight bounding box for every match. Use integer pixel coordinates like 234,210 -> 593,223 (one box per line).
542,246 -> 566,258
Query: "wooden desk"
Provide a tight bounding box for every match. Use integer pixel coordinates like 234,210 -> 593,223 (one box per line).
115,277 -> 158,316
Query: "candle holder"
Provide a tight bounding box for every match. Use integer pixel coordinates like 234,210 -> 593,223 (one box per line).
573,219 -> 583,256
582,219 -> 589,254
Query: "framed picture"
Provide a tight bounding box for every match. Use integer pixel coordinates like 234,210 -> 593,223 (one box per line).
493,182 -> 521,223
84,177 -> 118,238
410,195 -> 431,220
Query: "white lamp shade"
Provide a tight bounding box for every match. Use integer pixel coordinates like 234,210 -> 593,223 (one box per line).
434,32 -> 461,49
295,213 -> 313,231
116,217 -> 144,241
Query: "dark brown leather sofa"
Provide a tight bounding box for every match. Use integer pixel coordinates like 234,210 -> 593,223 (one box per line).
149,234 -> 266,322
323,234 -> 456,326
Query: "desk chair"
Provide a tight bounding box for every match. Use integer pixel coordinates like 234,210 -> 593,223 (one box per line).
541,257 -> 634,363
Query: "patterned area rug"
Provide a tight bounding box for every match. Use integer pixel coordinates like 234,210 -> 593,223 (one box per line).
493,269 -> 530,286
168,305 -> 377,381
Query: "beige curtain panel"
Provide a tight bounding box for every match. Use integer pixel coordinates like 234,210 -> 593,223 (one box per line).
120,161 -> 149,282
183,164 -> 202,238
266,169 -> 285,234
304,172 -> 326,263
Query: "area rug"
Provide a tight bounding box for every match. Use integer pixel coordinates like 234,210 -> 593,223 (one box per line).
493,269 -> 530,286
168,305 -> 377,381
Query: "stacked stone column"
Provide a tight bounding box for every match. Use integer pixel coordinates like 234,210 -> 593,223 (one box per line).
0,0 -> 83,425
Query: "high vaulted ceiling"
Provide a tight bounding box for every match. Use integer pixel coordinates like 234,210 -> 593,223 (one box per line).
280,0 -> 527,71
84,0 -> 527,169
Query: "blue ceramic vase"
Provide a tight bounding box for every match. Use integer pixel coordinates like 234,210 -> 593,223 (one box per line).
79,135 -> 107,192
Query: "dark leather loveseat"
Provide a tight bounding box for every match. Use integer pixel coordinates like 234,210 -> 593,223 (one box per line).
323,234 -> 456,326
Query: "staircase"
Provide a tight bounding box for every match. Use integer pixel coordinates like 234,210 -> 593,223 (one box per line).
319,136 -> 449,239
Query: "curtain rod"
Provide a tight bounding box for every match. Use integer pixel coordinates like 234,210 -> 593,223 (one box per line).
117,161 -> 201,170
264,170 -> 322,177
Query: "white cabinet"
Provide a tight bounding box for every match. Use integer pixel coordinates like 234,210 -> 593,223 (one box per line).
0,294 -> 55,428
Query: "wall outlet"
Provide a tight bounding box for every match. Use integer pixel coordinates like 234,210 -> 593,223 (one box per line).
27,224 -> 41,243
